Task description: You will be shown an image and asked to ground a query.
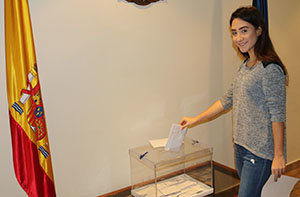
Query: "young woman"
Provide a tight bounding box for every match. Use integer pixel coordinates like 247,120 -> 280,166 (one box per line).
180,6 -> 288,197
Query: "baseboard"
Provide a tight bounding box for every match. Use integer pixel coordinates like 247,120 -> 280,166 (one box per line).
98,160 -> 239,197
213,161 -> 239,179
98,158 -> 300,196
286,159 -> 300,172
98,186 -> 131,197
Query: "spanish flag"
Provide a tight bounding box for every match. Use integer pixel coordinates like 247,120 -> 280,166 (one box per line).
5,0 -> 56,196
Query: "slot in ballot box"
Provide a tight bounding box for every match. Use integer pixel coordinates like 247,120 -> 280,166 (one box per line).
129,137 -> 214,197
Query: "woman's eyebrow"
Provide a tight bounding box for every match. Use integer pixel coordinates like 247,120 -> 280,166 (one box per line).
239,26 -> 249,30
231,26 -> 249,31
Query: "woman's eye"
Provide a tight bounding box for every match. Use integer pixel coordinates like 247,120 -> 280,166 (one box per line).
242,29 -> 248,33
232,32 -> 237,36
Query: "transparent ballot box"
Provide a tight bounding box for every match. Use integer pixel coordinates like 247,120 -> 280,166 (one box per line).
129,137 -> 213,197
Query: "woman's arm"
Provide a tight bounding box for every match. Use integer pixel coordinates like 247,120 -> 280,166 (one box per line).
271,122 -> 286,182
180,100 -> 225,130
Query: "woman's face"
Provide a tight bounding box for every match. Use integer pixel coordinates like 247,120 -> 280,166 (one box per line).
231,18 -> 262,55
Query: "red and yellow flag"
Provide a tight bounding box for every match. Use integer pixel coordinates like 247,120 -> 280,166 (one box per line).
5,0 -> 56,196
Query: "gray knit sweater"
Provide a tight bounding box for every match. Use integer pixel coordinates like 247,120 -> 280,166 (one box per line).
220,60 -> 286,161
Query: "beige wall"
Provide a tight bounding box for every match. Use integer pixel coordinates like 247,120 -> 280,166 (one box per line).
269,0 -> 300,163
0,0 -> 298,196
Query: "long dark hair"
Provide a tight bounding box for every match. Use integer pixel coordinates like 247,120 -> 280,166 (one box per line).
230,6 -> 288,85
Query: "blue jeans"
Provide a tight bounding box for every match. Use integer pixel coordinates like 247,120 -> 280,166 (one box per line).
235,144 -> 272,197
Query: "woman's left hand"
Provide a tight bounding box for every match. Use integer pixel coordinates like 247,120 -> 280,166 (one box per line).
272,155 -> 286,182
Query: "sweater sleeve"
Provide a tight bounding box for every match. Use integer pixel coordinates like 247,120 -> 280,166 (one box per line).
262,64 -> 286,122
220,81 -> 233,110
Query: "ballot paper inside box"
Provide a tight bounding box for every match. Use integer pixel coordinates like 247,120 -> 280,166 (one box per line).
129,137 -> 213,197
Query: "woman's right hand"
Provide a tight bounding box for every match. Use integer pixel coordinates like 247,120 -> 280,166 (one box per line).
179,116 -> 199,130
179,100 -> 224,130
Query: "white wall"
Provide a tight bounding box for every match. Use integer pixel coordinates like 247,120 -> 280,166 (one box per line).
0,0 -> 298,196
